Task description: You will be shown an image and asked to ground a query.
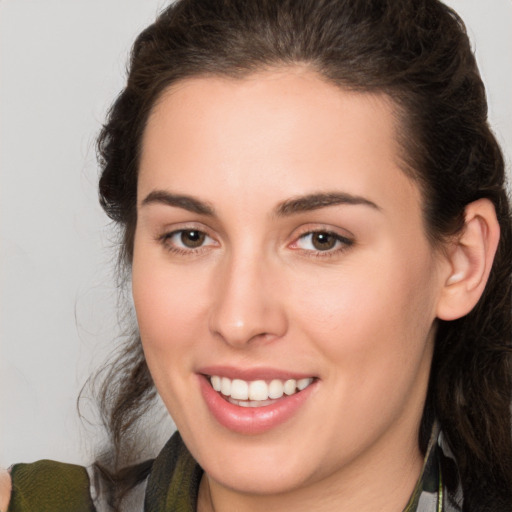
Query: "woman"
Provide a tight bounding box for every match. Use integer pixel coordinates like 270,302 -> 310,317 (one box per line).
2,0 -> 511,510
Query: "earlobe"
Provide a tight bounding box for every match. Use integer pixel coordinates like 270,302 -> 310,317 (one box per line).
436,198 -> 500,321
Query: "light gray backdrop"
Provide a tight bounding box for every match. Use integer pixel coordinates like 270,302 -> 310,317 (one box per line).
1,0 -> 511,467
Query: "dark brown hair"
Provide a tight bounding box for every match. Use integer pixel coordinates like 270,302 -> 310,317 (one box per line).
94,0 -> 512,509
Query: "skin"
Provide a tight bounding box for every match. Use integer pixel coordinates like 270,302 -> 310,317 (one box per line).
0,469 -> 10,511
132,68 -> 454,512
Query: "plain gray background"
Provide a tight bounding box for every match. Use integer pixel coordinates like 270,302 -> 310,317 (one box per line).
1,0 -> 511,467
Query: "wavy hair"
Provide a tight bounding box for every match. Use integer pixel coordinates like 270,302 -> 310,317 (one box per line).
93,0 -> 512,509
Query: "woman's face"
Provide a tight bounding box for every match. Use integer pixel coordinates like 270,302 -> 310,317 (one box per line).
132,69 -> 448,500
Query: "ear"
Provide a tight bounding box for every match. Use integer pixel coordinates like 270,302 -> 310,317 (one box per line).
436,198 -> 500,321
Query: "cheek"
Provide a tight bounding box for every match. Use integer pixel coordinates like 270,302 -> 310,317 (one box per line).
131,246 -> 214,423
131,245 -> 211,364
288,248 -> 438,386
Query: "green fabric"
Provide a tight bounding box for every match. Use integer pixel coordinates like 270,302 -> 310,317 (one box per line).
6,428 -> 461,511
144,432 -> 203,512
403,424 -> 443,512
8,460 -> 95,512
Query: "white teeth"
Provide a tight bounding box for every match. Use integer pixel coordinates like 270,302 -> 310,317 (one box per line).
220,377 -> 231,396
249,380 -> 268,401
283,379 -> 297,395
211,375 -> 221,392
229,398 -> 275,408
230,379 -> 249,400
268,379 -> 284,399
297,377 -> 313,390
209,375 -> 314,403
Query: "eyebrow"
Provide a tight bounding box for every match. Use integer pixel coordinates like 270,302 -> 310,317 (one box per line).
140,190 -> 380,217
141,190 -> 215,215
275,192 -> 381,216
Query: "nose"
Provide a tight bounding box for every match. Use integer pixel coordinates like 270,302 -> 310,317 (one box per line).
208,251 -> 288,348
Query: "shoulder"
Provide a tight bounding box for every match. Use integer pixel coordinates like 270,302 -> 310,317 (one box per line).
0,468 -> 11,512
7,460 -> 95,512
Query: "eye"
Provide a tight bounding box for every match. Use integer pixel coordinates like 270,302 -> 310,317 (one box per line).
294,231 -> 353,253
161,229 -> 216,252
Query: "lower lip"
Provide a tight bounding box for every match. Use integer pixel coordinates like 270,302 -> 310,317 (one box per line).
198,375 -> 316,435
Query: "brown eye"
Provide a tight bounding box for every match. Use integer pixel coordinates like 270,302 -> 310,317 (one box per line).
160,228 -> 216,253
311,232 -> 338,251
180,230 -> 206,248
294,230 -> 353,254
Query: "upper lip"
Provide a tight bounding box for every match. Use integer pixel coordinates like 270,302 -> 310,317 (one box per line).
198,365 -> 317,381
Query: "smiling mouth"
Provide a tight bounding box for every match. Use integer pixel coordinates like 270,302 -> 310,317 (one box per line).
208,375 -> 315,408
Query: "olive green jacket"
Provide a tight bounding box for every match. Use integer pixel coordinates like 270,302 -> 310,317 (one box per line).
8,427 -> 461,511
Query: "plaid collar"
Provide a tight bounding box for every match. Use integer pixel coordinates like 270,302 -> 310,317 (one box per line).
404,422 -> 463,512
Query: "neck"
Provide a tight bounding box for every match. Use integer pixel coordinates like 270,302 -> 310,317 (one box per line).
197,437 -> 424,512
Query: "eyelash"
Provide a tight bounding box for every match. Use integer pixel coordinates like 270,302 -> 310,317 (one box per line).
157,228 -> 354,258
157,228 -> 217,256
291,230 -> 354,258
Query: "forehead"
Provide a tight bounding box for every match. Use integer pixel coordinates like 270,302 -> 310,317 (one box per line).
142,68 -> 400,166
139,68 -> 420,221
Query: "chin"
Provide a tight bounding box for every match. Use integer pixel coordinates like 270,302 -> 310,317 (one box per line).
205,455 -> 313,496
185,423 -> 328,496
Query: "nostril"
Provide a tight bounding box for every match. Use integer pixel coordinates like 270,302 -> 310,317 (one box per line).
208,260 -> 288,346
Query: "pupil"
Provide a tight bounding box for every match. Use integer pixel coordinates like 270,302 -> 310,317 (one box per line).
312,232 -> 336,250
181,230 -> 205,248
